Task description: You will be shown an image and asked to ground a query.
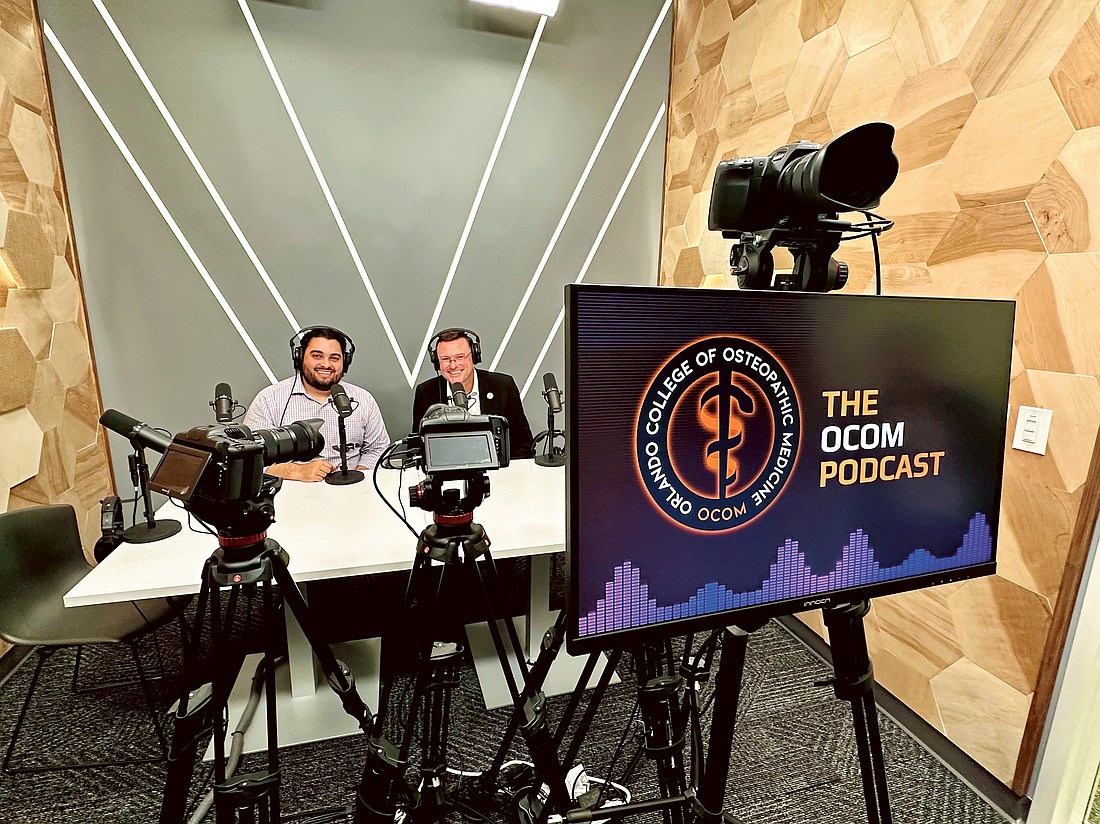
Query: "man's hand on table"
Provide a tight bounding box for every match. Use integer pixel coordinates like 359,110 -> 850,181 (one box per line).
265,460 -> 336,482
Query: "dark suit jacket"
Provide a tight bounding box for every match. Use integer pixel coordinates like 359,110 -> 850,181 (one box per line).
412,369 -> 535,459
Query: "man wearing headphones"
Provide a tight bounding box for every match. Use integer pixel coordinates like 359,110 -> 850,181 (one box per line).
244,326 -> 390,480
412,328 -> 535,459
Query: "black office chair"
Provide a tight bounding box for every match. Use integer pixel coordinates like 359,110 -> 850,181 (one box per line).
0,504 -> 181,773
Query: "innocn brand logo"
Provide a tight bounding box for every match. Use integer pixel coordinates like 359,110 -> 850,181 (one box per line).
635,337 -> 800,532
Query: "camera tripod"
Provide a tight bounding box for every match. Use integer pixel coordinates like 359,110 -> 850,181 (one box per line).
368,492 -> 570,824
495,626 -> 754,824
159,533 -> 399,824
497,601 -> 891,824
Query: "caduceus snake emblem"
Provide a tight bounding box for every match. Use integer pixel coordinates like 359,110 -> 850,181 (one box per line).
700,368 -> 754,499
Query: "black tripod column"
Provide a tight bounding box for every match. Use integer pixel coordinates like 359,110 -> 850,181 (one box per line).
635,644 -> 688,824
407,641 -> 464,822
822,601 -> 892,824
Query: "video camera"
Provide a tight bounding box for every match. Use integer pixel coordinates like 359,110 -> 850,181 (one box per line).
99,409 -> 324,538
413,403 -> 510,476
397,401 -> 510,518
708,121 -> 898,292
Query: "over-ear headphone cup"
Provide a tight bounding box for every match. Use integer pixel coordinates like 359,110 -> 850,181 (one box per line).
93,533 -> 125,563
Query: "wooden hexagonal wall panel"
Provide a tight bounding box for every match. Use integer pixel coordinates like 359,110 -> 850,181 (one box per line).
0,0 -> 115,660
664,0 -> 1100,791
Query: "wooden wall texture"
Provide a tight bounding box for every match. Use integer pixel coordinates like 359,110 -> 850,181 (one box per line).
662,0 -> 1100,792
0,0 -> 114,657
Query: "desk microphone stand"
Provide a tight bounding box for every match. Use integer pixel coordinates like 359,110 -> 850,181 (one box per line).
122,442 -> 181,543
326,410 -> 364,485
534,407 -> 565,468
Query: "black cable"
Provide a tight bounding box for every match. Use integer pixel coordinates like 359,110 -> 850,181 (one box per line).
168,499 -> 218,536
277,372 -> 300,428
373,441 -> 421,538
591,675 -> 642,810
865,210 -> 885,295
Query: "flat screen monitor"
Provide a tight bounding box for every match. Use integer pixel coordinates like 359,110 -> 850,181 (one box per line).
566,284 -> 1014,654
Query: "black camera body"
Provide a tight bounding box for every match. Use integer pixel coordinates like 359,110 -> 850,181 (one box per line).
401,404 -> 510,519
145,419 -> 324,537
412,404 -> 510,478
149,425 -> 266,505
709,140 -> 822,234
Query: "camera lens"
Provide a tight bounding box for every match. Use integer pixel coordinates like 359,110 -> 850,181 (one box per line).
255,418 -> 324,464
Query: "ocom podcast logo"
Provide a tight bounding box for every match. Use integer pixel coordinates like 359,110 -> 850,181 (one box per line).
635,337 -> 800,532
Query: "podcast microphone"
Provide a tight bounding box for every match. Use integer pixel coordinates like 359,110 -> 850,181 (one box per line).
100,409 -> 173,452
326,383 -> 364,485
98,409 -> 182,543
212,382 -> 234,423
330,383 -> 354,418
542,373 -> 562,413
450,381 -> 469,410
534,373 -> 565,467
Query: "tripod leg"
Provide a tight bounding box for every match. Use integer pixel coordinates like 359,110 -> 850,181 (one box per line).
470,548 -> 531,699
691,626 -> 759,824
822,602 -> 892,824
266,543 -> 373,730
263,577 -> 282,823
374,551 -> 432,737
160,560 -> 218,824
209,577 -> 284,824
480,609 -> 570,790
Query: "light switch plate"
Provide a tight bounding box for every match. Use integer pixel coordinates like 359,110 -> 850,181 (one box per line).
1012,405 -> 1053,455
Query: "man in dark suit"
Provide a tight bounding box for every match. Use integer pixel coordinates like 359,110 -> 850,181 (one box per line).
412,327 -> 535,459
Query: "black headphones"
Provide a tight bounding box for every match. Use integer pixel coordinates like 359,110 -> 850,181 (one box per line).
290,326 -> 355,373
427,328 -> 482,370
93,495 -> 125,562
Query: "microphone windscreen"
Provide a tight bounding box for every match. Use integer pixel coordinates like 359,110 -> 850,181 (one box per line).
542,372 -> 563,413
100,408 -> 141,436
100,409 -> 173,452
331,383 -> 353,416
450,381 -> 469,410
213,383 -> 234,422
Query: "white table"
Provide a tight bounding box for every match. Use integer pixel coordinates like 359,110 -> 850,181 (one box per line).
65,460 -> 609,750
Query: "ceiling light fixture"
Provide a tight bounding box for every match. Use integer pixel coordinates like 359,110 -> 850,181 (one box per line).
470,0 -> 560,16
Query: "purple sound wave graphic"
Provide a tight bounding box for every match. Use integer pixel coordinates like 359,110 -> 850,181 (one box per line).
578,513 -> 994,637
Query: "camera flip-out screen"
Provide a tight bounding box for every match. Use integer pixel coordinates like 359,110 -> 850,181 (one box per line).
149,443 -> 212,502
423,432 -> 498,474
566,284 -> 1014,654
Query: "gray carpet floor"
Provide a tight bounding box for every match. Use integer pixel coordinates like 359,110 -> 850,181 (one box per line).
0,605 -> 1014,824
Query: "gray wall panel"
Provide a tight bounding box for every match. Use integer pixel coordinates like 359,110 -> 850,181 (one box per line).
39,0 -> 670,490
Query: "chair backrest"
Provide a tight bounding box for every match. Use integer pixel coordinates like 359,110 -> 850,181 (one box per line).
0,505 -> 90,628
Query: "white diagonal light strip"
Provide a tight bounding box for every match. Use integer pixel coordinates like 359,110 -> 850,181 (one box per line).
412,14 -> 547,380
520,103 -> 666,399
90,0 -> 300,332
236,0 -> 414,384
492,0 -> 672,372
43,22 -> 278,384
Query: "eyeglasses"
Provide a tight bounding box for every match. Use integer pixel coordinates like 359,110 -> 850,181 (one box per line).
439,353 -> 471,366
